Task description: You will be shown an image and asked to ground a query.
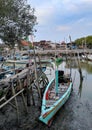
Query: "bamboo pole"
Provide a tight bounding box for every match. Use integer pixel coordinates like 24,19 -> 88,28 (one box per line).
5,99 -> 17,109
18,76 -> 28,113
30,84 -> 35,106
77,58 -> 83,81
0,96 -> 5,102
31,35 -> 41,98
26,70 -> 31,106
37,54 -> 42,70
11,79 -> 20,122
0,89 -> 24,109
27,68 -> 35,105
0,95 -> 17,109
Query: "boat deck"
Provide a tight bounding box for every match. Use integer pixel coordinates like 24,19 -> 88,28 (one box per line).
46,82 -> 69,108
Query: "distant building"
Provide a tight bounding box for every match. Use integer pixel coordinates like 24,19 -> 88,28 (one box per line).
60,41 -> 67,50
20,40 -> 30,50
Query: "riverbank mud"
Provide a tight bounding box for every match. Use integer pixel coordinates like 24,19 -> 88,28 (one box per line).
0,90 -> 92,130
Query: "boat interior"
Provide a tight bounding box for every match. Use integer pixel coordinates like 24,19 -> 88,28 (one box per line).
45,70 -> 71,108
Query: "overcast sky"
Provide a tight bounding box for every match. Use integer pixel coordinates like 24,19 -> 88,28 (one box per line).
28,0 -> 92,42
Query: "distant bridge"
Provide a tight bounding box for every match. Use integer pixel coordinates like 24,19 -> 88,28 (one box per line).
21,49 -> 92,56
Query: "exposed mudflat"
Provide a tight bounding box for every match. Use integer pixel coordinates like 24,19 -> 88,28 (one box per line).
0,89 -> 92,130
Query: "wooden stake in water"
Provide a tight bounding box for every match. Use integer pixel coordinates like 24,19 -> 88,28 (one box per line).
30,35 -> 41,98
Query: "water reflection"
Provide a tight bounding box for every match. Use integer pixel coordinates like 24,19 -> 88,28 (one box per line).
66,59 -> 92,74
45,57 -> 92,101
80,61 -> 92,74
65,60 -> 83,97
60,59 -> 92,100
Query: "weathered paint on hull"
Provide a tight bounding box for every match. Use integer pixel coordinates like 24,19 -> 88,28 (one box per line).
39,83 -> 72,125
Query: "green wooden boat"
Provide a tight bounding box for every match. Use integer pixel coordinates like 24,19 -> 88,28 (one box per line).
39,59 -> 73,126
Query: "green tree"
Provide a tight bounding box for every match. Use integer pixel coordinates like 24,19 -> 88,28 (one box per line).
75,35 -> 92,48
0,0 -> 37,48
86,36 -> 92,48
29,42 -> 34,49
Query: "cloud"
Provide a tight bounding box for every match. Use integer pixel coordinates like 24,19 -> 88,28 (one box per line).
56,25 -> 71,32
27,0 -> 92,42
35,6 -> 54,25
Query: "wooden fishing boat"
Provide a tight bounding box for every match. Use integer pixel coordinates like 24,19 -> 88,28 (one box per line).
6,59 -> 29,64
39,63 -> 72,126
87,54 -> 92,61
81,54 -> 87,60
0,61 -> 25,80
6,59 -> 52,65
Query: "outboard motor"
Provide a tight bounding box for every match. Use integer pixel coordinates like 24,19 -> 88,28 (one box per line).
58,70 -> 64,83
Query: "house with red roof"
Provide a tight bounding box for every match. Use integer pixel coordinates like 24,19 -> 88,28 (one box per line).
20,40 -> 30,50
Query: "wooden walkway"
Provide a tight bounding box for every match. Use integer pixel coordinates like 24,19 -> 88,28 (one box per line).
20,49 -> 92,56
0,65 -> 49,121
